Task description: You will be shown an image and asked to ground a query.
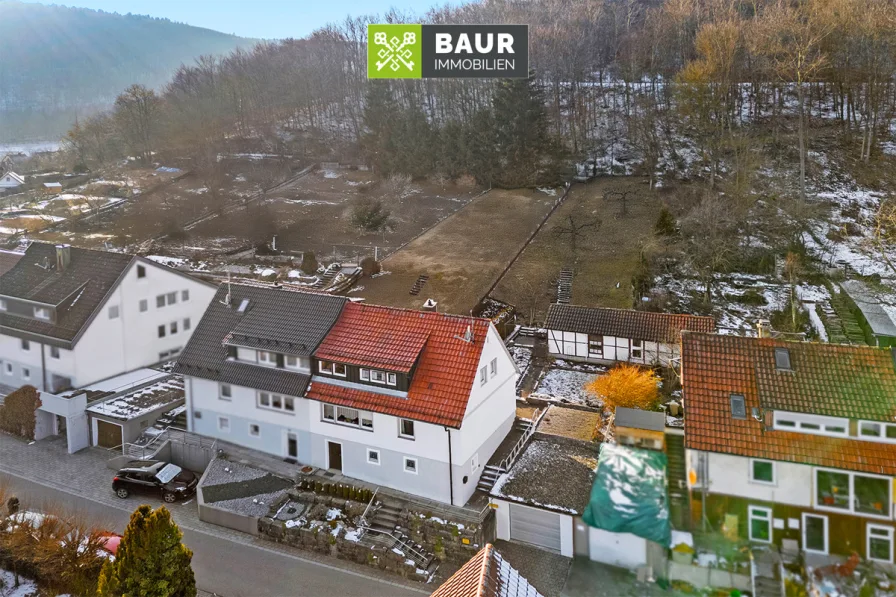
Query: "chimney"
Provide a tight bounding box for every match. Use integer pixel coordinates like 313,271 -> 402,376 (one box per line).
422,298 -> 438,312
55,244 -> 71,272
757,319 -> 772,338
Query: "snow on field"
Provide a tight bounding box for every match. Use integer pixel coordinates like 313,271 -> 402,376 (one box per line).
532,369 -> 598,405
507,345 -> 532,377
0,568 -> 39,597
146,255 -> 187,267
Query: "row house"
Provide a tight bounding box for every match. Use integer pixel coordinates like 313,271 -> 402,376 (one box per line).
176,283 -> 518,506
682,332 -> 896,565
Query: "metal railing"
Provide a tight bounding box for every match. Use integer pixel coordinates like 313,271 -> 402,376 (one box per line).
361,525 -> 431,569
359,487 -> 379,528
498,407 -> 548,472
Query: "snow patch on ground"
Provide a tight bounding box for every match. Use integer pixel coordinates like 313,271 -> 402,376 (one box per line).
0,568 -> 39,597
532,369 -> 599,405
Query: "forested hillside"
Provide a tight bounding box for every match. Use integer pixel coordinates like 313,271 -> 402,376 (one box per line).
0,1 -> 255,142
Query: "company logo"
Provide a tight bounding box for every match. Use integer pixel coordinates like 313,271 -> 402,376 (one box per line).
368,24 -> 422,79
367,24 -> 528,79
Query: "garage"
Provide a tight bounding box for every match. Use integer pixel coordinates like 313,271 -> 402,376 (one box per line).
95,419 -> 122,449
509,503 -> 562,553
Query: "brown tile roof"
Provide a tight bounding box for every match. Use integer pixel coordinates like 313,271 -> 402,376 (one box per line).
430,544 -> 543,597
0,249 -> 23,277
309,303 -> 491,428
682,332 -> 896,476
546,304 -> 714,344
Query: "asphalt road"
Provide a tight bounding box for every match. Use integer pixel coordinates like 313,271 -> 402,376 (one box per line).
0,473 -> 426,597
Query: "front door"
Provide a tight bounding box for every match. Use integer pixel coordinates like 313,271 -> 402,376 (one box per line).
803,513 -> 828,554
287,433 -> 298,459
327,441 -> 342,471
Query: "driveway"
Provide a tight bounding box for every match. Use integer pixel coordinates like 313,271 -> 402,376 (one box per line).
0,433 -> 426,597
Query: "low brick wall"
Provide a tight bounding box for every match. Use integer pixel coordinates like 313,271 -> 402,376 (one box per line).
404,511 -> 485,567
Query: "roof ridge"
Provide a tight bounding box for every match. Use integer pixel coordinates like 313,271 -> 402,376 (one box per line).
556,303 -> 713,320
476,543 -> 493,597
347,301 -> 490,323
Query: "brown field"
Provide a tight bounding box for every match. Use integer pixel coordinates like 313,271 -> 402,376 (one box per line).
355,188 -> 559,314
491,177 -> 665,323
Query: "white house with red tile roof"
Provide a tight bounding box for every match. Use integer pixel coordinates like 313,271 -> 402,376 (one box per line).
178,288 -> 519,506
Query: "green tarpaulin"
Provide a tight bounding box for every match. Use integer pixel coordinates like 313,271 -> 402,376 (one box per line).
582,443 -> 671,547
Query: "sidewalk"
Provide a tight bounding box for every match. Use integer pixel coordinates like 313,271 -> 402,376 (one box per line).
0,432 -> 428,594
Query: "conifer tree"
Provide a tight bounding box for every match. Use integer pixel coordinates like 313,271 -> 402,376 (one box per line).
97,505 -> 196,597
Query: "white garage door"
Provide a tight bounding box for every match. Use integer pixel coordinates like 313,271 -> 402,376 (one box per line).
509,503 -> 562,552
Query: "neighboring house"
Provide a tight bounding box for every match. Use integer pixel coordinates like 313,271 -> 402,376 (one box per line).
615,407 -> 666,451
177,284 -> 518,506
430,543 -> 543,597
683,332 -> 896,565
0,172 -> 24,189
42,182 -> 62,194
545,304 -> 714,366
0,242 -> 217,451
840,280 -> 896,348
0,248 -> 25,277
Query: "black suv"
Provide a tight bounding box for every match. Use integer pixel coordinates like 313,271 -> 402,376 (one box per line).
112,461 -> 198,503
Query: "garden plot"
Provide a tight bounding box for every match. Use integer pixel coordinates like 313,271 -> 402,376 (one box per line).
532,368 -> 603,406
356,188 -> 556,314
492,178 -> 663,322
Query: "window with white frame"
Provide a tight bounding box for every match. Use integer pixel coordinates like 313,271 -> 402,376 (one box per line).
249,423 -> 260,437
108,305 -> 119,319
479,366 -> 488,386
399,418 -> 415,439
285,355 -> 303,370
367,449 -> 380,465
815,468 -> 891,517
773,412 -> 849,437
258,351 -> 278,366
803,513 -> 828,554
156,295 -> 165,308
404,457 -> 418,474
631,339 -> 644,360
182,289 -> 190,301
50,346 -> 60,359
490,358 -> 498,377
183,318 -> 191,331
21,339 -> 29,351
321,404 -> 370,429
139,299 -> 148,312
158,325 -> 166,338
360,369 -> 370,381
217,416 -> 230,432
318,360 -> 336,374
170,321 -> 178,334
868,524 -> 894,563
220,384 -> 232,400
258,391 -> 295,413
370,369 -> 386,383
750,459 -> 776,485
322,404 -> 335,421
588,335 -> 603,355
333,363 -> 347,377
859,421 -> 896,443
748,506 -> 772,543
166,292 -> 177,305
386,372 -> 396,386
33,307 -> 50,321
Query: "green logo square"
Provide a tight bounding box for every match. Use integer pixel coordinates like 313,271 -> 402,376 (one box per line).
367,24 -> 422,79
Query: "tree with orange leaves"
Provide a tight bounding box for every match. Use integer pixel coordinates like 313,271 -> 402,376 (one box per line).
585,364 -> 660,411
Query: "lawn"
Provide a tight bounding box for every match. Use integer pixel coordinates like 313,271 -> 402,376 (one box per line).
491,177 -> 665,324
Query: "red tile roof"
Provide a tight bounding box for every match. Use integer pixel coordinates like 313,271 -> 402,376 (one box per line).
430,544 -> 543,597
682,332 -> 896,476
309,303 -> 491,428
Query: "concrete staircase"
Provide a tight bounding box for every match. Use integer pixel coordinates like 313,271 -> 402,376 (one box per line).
557,267 -> 573,304
312,263 -> 341,289
361,501 -> 436,573
477,464 -> 506,493
409,275 -> 429,296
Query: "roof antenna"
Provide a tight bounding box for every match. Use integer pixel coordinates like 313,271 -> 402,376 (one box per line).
219,271 -> 232,307
453,311 -> 475,343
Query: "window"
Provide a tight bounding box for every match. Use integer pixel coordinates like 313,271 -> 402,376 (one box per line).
337,407 -> 359,425
137,265 -> 146,278
748,506 -> 772,543
50,346 -> 60,359
631,339 -> 643,360
803,514 -> 828,554
22,367 -> 30,380
217,416 -> 230,432
4,363 -> 11,375
285,355 -> 301,370
750,459 -> 775,485
868,524 -> 894,563
33,307 -> 50,321
404,457 -> 418,474
259,392 -> 270,407
333,363 -> 347,377
480,366 -> 488,386
774,413 -> 848,437
490,358 -> 498,377
367,449 -> 380,465
158,325 -> 166,338
271,394 -> 282,409
170,321 -> 178,334
182,289 -> 190,301
0,299 -> 6,311
220,384 -> 232,400
399,418 -> 415,439
166,292 -> 177,305
774,347 -> 792,370
108,305 -> 119,319
588,335 -> 603,355
259,351 -> 277,366
284,397 -> 294,412
323,404 -> 335,421
371,370 -> 386,384
361,413 -> 373,429
387,372 -> 397,386
359,369 -> 370,381
859,421 -> 896,443
156,295 -> 165,308
183,318 -> 191,331
318,360 -> 334,374
249,424 -> 260,437
139,299 -> 148,312
729,394 -> 746,419
815,468 -> 892,517
21,339 -> 29,351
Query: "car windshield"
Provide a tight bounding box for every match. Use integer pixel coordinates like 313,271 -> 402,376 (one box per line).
155,463 -> 182,484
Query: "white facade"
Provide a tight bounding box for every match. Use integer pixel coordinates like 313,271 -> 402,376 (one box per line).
687,450 -> 814,508
492,498 -> 575,557
547,329 -> 676,366
185,322 -> 518,506
0,172 -> 24,189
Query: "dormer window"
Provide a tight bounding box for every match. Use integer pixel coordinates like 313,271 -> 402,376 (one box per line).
363,369 -> 396,386
774,348 -> 792,371
730,394 -> 747,419
318,360 -> 347,377
258,351 -> 278,366
33,307 -> 50,321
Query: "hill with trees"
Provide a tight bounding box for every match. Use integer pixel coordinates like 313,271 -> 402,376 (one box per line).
0,0 -> 255,142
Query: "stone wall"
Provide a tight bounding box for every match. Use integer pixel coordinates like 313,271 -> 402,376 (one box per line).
404,510 -> 487,566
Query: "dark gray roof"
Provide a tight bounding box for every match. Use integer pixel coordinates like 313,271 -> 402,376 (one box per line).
0,242 -> 133,345
174,284 -> 346,397
841,280 -> 896,338
546,303 -> 715,344
615,407 -> 665,431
